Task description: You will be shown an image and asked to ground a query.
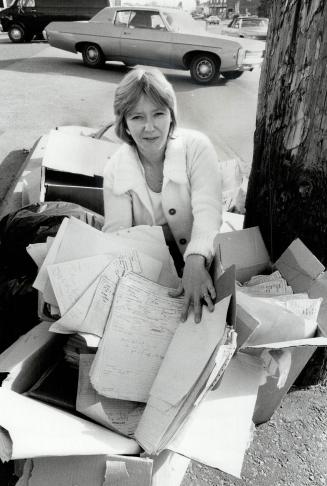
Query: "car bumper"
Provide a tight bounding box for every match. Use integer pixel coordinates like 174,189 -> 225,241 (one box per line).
240,49 -> 264,69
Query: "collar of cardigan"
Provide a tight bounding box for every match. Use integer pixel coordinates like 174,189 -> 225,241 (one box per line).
110,129 -> 189,197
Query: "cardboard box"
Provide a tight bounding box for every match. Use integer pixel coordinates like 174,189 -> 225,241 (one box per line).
0,324 -> 190,486
21,128 -> 120,214
216,227 -> 327,425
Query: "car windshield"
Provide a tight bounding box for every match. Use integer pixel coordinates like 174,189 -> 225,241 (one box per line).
242,18 -> 268,27
163,11 -> 205,33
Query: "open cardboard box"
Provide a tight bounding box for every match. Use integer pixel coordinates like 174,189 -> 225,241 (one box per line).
0,324 -> 190,486
2,225 -> 327,484
215,226 -> 327,424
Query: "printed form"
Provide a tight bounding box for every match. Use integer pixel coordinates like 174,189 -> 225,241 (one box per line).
90,273 -> 184,403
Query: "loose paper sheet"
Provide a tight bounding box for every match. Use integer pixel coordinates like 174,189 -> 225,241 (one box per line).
90,273 -> 184,402
77,354 -> 145,437
0,389 -> 139,461
168,353 -> 264,478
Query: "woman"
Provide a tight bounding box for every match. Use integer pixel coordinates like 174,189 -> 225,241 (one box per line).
103,68 -> 222,323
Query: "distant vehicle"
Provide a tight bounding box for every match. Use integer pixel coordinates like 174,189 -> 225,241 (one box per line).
206,15 -> 220,25
192,13 -> 205,20
45,6 -> 265,85
0,0 -> 110,43
221,16 -> 268,40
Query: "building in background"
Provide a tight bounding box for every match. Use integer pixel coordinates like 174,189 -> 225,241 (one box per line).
208,0 -> 263,18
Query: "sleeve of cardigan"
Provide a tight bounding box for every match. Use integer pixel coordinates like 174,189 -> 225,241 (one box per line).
183,131 -> 222,263
102,159 -> 133,233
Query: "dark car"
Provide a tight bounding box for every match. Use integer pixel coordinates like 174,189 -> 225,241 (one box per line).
0,0 -> 109,43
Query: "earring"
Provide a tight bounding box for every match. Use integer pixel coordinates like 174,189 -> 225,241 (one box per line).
126,128 -> 131,135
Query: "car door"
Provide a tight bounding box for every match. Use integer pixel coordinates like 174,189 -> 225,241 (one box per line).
99,9 -> 130,59
119,10 -> 172,67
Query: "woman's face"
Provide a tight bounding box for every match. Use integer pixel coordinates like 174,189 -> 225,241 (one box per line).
125,94 -> 172,159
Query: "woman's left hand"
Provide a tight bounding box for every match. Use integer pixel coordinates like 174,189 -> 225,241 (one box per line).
169,254 -> 216,324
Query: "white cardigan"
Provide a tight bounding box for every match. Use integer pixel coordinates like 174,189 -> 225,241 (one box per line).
102,128 -> 222,262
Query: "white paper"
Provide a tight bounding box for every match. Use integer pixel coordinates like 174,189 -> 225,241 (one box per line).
77,355 -> 145,437
0,388 -> 140,461
168,354 -> 264,478
33,217 -> 69,294
90,273 -> 184,402
48,254 -> 115,315
50,253 -> 162,336
35,218 -> 178,306
26,243 -> 48,268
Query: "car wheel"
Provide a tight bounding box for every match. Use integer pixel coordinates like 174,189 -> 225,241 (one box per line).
190,54 -> 220,84
221,71 -> 244,80
8,24 -> 26,43
82,44 -> 105,68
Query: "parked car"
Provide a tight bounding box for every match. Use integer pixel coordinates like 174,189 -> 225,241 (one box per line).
192,13 -> 205,20
221,16 -> 268,40
0,0 -> 110,43
45,6 -> 265,84
206,15 -> 220,25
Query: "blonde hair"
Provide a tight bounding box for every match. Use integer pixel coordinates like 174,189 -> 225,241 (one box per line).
114,68 -> 177,145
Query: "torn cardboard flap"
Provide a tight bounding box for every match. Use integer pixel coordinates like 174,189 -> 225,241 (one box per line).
0,388 -> 140,461
215,227 -> 271,283
43,130 -> 118,177
0,322 -> 65,393
15,455 -> 152,486
275,238 -> 325,293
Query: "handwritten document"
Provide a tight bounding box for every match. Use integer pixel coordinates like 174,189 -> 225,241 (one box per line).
48,254 -> 115,315
77,355 -> 145,437
50,252 -> 162,337
90,273 -> 184,402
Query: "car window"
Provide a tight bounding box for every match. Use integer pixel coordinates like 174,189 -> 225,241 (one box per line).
129,10 -> 166,30
242,18 -> 268,27
163,11 -> 204,33
114,10 -> 131,27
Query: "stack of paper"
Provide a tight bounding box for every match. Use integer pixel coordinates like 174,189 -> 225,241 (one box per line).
240,270 -> 293,296
31,217 -> 179,338
134,293 -> 236,454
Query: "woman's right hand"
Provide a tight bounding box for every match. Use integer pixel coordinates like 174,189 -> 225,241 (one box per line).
169,254 -> 216,324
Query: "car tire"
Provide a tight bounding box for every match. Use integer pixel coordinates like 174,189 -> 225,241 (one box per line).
82,44 -> 105,68
190,54 -> 220,84
8,24 -> 26,43
221,71 -> 244,80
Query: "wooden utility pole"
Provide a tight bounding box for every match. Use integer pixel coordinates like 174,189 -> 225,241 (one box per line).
244,0 -> 327,384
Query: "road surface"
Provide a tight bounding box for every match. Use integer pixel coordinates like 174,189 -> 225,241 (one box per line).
0,32 -> 261,176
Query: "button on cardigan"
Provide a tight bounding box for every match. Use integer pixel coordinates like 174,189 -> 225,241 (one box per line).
102,128 -> 222,263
